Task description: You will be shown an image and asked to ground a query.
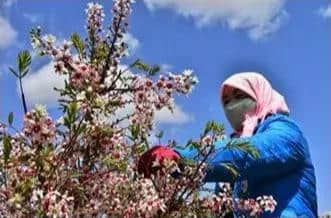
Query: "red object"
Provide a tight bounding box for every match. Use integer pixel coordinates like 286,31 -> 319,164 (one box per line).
138,145 -> 181,178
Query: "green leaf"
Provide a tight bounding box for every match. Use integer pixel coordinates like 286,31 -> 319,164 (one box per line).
21,69 -> 30,78
182,158 -> 196,167
155,130 -> 164,139
135,143 -> 148,155
63,102 -> 79,128
20,178 -> 34,197
185,139 -> 193,147
131,59 -> 160,76
70,172 -> 82,179
3,136 -> 12,164
226,139 -> 260,159
8,112 -> 14,126
203,121 -> 224,136
132,59 -> 149,72
108,100 -> 121,107
76,124 -> 87,135
130,124 -> 140,140
189,141 -> 200,149
103,155 -> 128,172
148,65 -> 160,76
95,41 -> 109,60
9,67 -> 19,78
41,145 -> 51,156
63,117 -> 70,128
67,102 -> 78,123
221,163 -> 239,179
17,50 -> 31,76
203,121 -> 212,135
71,33 -> 85,55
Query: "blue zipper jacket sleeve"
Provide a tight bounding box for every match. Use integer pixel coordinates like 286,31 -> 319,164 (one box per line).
239,117 -> 306,184
175,116 -> 306,185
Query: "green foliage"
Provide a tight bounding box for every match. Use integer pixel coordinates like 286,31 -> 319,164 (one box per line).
9,50 -> 31,79
155,130 -> 164,141
8,112 -> 14,126
95,41 -> 110,61
71,33 -> 85,56
180,122 -> 259,180
3,136 -> 12,164
17,178 -> 35,198
103,155 -> 128,172
203,121 -> 224,136
9,67 -> 19,78
226,139 -> 260,159
221,163 -> 239,179
187,140 -> 200,150
64,102 -> 78,128
18,50 -> 31,76
182,158 -> 196,167
135,143 -> 148,155
9,50 -> 31,113
129,124 -> 140,141
131,59 -> 160,76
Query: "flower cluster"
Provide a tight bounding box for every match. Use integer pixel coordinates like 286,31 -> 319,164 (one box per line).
157,70 -> 198,95
257,195 -> 277,213
86,3 -> 105,34
130,71 -> 198,133
200,183 -> 277,217
70,61 -> 101,89
112,0 -> 134,39
130,178 -> 167,217
42,191 -> 74,217
235,195 -> 277,217
23,105 -> 56,144
103,0 -> 135,78
0,0 -> 277,217
201,193 -> 233,216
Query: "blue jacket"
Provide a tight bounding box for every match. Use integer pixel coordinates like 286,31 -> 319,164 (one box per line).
175,113 -> 317,218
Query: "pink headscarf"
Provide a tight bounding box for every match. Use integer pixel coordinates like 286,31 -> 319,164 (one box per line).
220,72 -> 290,137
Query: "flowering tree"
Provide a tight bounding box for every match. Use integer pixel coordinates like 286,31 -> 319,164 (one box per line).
0,1 -> 276,217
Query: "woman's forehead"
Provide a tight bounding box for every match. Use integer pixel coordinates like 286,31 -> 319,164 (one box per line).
222,85 -> 234,96
223,86 -> 246,97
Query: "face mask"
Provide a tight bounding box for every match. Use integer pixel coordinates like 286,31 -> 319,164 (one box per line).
224,98 -> 256,131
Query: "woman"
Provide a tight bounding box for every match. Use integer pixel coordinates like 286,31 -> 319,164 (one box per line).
138,72 -> 318,217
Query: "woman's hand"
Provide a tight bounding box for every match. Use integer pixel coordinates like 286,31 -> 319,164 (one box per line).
138,145 -> 182,178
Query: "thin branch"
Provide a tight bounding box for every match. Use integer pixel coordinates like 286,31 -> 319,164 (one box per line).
19,77 -> 28,114
100,14 -> 124,84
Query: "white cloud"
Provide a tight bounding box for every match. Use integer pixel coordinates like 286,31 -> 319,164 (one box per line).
19,62 -> 66,107
318,4 -> 331,19
143,0 -> 288,40
0,16 -> 17,49
161,64 -> 173,72
23,13 -> 40,23
113,102 -> 193,128
155,105 -> 194,124
112,101 -> 193,146
123,33 -> 140,55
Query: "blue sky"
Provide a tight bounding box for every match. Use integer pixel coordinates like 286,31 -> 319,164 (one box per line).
0,0 -> 330,214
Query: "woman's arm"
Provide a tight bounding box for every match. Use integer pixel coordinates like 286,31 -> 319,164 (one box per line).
239,118 -> 306,184
175,118 -> 306,185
